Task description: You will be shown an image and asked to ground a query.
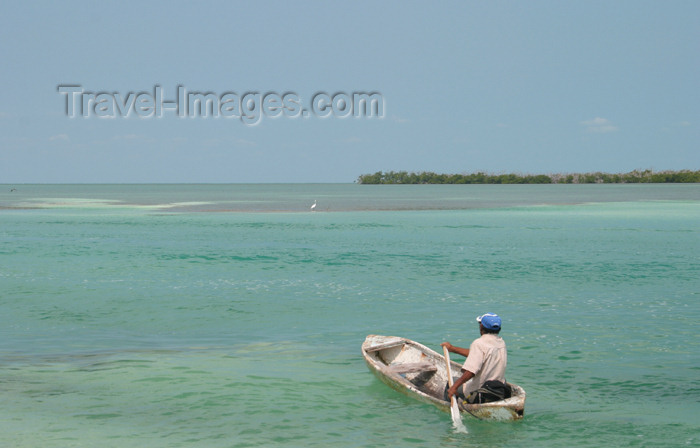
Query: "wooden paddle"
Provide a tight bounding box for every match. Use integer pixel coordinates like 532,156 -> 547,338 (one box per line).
443,346 -> 467,433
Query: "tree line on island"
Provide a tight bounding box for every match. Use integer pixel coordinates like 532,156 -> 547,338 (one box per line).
357,169 -> 700,184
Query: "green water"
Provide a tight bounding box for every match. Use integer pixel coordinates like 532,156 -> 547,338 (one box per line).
1,184 -> 698,447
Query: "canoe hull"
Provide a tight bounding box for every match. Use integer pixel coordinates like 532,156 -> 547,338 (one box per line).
362,334 -> 525,421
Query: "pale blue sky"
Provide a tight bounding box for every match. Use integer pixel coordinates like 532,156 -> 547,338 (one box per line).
1,1 -> 697,183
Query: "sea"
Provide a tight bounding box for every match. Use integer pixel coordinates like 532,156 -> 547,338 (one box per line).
1,183 -> 698,448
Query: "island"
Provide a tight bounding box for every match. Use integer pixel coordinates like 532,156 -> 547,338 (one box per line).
357,170 -> 700,184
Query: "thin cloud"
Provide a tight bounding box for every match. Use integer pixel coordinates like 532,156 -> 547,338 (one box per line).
203,138 -> 221,147
49,134 -> 69,141
342,136 -> 363,144
581,117 -> 618,133
113,134 -> 141,140
231,138 -> 256,147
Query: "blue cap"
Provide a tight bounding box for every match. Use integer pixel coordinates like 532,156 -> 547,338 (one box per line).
477,313 -> 501,331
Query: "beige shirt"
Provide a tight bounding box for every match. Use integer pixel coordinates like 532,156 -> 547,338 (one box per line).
461,333 -> 507,395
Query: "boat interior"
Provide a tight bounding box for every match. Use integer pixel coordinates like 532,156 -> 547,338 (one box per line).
365,340 -> 451,401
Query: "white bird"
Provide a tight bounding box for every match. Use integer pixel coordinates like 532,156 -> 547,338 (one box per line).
310,200 -> 317,211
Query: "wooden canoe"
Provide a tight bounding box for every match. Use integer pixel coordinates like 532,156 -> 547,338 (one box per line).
362,334 -> 525,421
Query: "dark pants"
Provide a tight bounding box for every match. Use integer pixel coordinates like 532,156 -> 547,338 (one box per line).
443,377 -> 466,402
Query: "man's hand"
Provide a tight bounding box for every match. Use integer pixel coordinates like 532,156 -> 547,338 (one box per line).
442,341 -> 470,358
447,384 -> 458,399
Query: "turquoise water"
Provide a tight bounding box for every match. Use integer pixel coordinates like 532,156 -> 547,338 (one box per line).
1,184 -> 699,447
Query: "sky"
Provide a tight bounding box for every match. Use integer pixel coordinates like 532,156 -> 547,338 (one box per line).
0,0 -> 698,183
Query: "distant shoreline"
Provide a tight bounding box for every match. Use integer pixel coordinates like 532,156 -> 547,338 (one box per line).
357,170 -> 700,184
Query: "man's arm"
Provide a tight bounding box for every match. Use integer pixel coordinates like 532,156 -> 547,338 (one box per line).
447,369 -> 475,398
441,341 -> 470,358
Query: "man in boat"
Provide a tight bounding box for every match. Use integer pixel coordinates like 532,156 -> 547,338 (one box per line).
441,313 -> 508,404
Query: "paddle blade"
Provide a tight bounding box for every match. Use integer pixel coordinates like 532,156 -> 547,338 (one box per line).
443,345 -> 468,433
450,398 -> 468,433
